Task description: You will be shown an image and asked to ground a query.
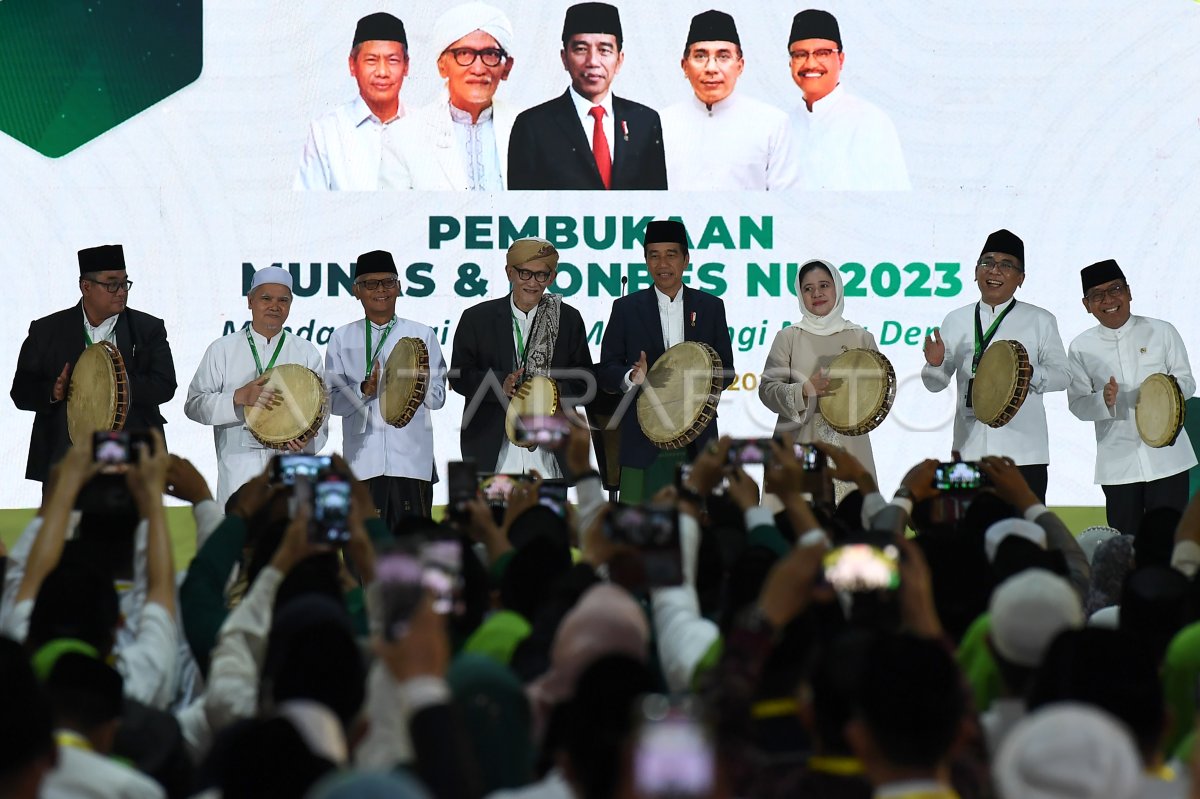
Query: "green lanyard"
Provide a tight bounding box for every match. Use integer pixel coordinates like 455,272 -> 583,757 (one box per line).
364,317 -> 396,378
245,327 -> 286,376
972,300 -> 1016,374
83,322 -> 111,346
511,311 -> 528,365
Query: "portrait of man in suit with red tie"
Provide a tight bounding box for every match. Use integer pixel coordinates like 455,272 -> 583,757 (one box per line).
507,2 -> 667,190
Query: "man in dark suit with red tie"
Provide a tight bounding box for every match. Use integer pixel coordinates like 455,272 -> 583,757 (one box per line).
507,2 -> 667,191
599,220 -> 735,502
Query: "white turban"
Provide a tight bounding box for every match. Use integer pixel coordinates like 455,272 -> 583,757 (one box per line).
249,266 -> 293,292
984,517 -> 1047,563
432,2 -> 514,57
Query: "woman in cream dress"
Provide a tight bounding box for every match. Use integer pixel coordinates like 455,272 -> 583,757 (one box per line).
759,259 -> 879,487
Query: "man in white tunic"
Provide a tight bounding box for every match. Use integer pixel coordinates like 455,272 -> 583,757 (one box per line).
921,229 -> 1070,502
325,250 -> 447,526
185,267 -> 327,507
294,13 -> 410,191
384,2 -> 516,190
660,10 -> 798,191
1067,259 -> 1196,535
787,9 -> 910,191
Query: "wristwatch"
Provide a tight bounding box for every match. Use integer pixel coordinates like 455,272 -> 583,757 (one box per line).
893,485 -> 915,502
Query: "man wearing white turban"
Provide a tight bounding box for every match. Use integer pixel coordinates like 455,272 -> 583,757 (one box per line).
384,2 -> 517,190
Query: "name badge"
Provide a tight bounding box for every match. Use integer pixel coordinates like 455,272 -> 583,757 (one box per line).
241,425 -> 267,450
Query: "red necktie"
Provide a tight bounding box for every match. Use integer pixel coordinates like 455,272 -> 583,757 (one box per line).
589,106 -> 612,190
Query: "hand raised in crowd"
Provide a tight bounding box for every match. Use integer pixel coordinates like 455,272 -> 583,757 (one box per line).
233,375 -> 279,410
373,596 -> 451,683
503,367 -> 525,399
343,498 -> 377,586
979,455 -> 1040,512
166,454 -> 213,504
1104,375 -> 1119,408
726,467 -> 760,513
685,436 -> 732,496
757,541 -> 829,629
463,494 -> 510,564
126,429 -> 171,512
360,360 -> 382,397
231,467 -> 277,522
629,350 -> 649,386
923,327 -> 945,367
502,470 -> 543,531
51,362 -> 71,402
812,441 -> 875,493
899,458 -> 942,503
564,411 -> 593,478
52,432 -> 101,496
333,454 -> 378,522
270,499 -> 330,575
894,535 -> 944,639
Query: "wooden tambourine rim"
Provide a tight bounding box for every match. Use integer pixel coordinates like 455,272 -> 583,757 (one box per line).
67,341 -> 130,444
382,336 -> 430,429
637,341 -> 724,450
818,348 -> 897,436
972,340 -> 1032,429
1136,372 -> 1186,448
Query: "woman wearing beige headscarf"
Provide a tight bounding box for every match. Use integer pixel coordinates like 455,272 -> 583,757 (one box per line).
759,259 -> 879,483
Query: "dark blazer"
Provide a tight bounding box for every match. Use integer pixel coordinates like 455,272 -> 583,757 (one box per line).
449,296 -> 593,475
508,90 -> 667,190
10,302 -> 176,481
598,286 -> 735,470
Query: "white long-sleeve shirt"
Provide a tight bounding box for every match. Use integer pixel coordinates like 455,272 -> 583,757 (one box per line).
1067,315 -> 1197,484
325,316 -> 447,482
921,299 -> 1070,464
790,84 -> 910,191
661,92 -> 799,190
185,328 -> 328,506
294,95 -> 406,191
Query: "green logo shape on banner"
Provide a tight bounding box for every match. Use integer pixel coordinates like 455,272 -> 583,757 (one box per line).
0,2 -> 202,158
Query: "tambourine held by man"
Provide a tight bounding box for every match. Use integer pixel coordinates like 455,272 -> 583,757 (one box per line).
1136,372 -> 1186,448
971,340 -> 1032,428
505,375 -> 560,448
244,363 -> 329,450
379,336 -> 430,429
67,341 -> 130,443
637,341 -> 724,450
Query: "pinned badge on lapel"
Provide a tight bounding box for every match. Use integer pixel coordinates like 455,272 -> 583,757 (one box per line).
690,312 -> 696,327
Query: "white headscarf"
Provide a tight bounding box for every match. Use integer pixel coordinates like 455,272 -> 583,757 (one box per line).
432,2 -> 515,56
793,259 -> 861,336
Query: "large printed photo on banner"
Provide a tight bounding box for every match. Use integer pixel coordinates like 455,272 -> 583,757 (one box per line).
292,1 -> 909,191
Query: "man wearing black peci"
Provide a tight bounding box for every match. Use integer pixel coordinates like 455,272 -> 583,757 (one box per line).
10,244 -> 176,485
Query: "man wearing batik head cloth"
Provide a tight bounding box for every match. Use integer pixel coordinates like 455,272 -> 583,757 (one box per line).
599,220 -> 735,502
1067,259 -> 1196,535
325,250 -> 448,524
921,229 -> 1070,502
295,12 -> 410,191
507,2 -> 667,190
787,9 -> 909,190
386,2 -> 517,190
10,244 -> 176,485
450,238 -> 593,477
185,267 -> 327,506
660,10 -> 798,190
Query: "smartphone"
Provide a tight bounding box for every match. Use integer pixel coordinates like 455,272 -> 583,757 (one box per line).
794,442 -> 823,472
92,430 -> 152,472
376,550 -> 425,640
447,460 -> 478,519
726,438 -> 772,465
420,538 -> 464,616
538,480 -> 569,518
822,543 -> 901,593
272,454 -> 332,486
478,473 -> 535,524
603,503 -> 683,588
515,415 -> 570,449
933,461 -> 988,491
633,695 -> 715,798
311,473 -> 352,545
676,462 -> 726,496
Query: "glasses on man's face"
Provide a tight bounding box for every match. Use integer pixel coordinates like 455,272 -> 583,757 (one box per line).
689,51 -> 738,66
1085,284 -> 1128,304
356,278 -> 398,291
976,258 -> 1021,275
789,48 -> 840,62
85,278 -> 133,293
445,47 -> 506,67
512,267 -> 553,283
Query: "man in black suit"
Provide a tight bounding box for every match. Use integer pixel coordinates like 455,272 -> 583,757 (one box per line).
599,220 -> 735,502
450,238 -> 593,477
10,244 -> 177,484
507,2 -> 667,190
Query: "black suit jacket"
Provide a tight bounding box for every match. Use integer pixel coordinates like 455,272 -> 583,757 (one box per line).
598,286 -> 735,469
508,90 -> 667,190
449,296 -> 594,475
10,302 -> 176,481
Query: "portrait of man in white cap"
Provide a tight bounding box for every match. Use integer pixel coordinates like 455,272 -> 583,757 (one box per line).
294,12 -> 411,191
385,2 -> 517,190
185,266 -> 327,506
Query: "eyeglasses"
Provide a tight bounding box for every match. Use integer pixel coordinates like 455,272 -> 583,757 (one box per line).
688,50 -> 739,66
789,48 -> 840,61
1085,284 -> 1129,304
355,277 -> 398,291
84,278 -> 133,293
444,47 -> 507,67
976,258 -> 1022,275
512,267 -> 553,283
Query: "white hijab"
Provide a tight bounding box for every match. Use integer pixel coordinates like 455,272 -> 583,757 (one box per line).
794,259 -> 862,336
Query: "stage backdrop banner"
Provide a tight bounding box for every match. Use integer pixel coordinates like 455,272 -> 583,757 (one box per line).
1,1 -> 1198,508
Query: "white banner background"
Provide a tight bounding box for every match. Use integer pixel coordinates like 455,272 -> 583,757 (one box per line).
1,1 -> 1198,508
